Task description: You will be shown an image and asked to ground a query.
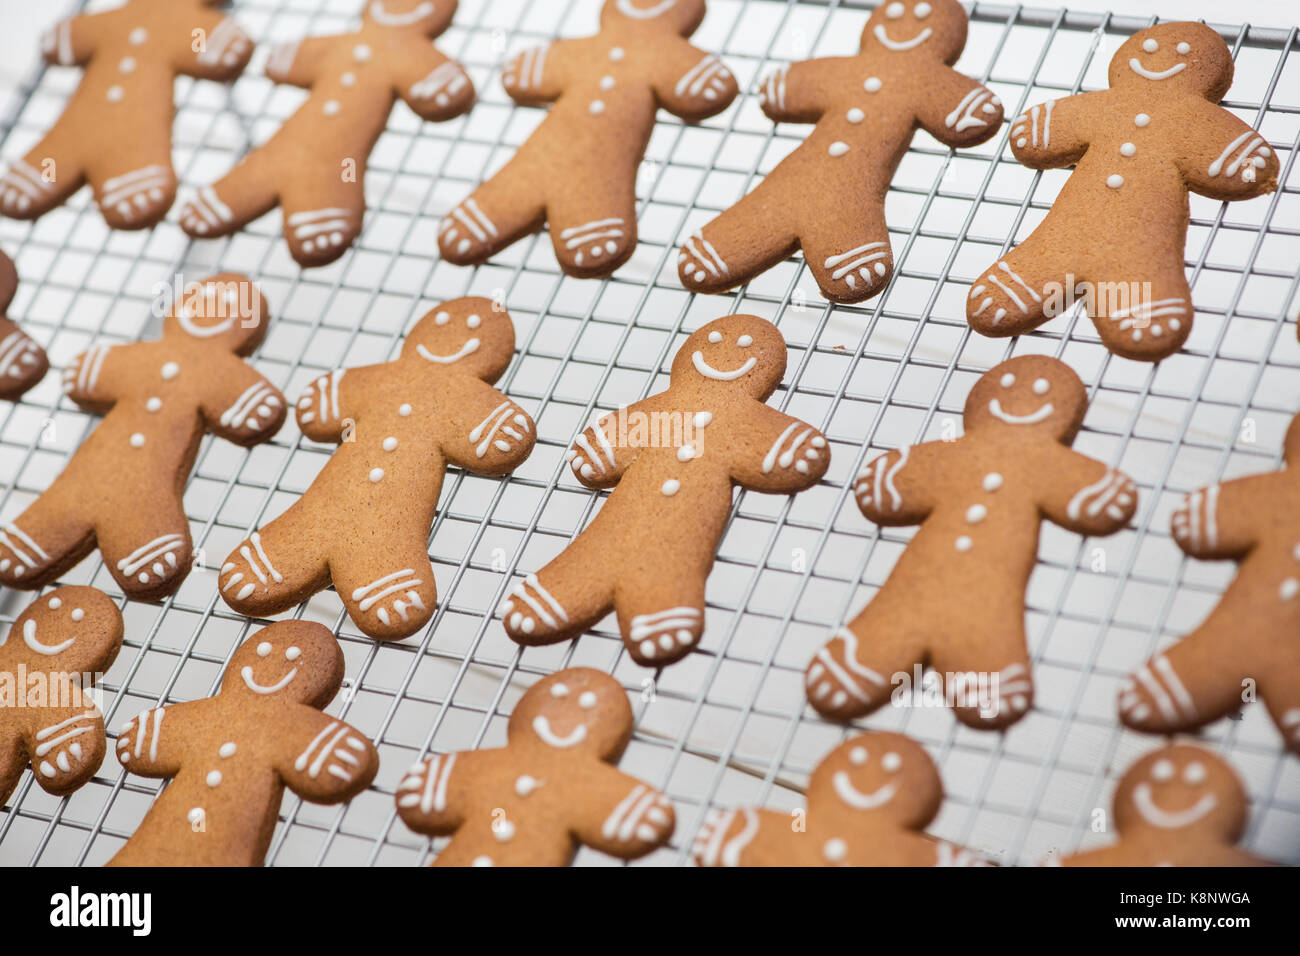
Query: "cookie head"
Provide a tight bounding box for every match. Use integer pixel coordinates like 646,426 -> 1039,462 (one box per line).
861,0 -> 967,64
1109,23 -> 1233,102
963,355 -> 1086,442
601,0 -> 707,36
508,668 -> 634,761
222,621 -> 344,709
811,732 -> 942,830
1113,745 -> 1247,842
401,297 -> 515,383
671,315 -> 786,400
363,0 -> 455,35
162,274 -> 271,356
3,587 -> 123,676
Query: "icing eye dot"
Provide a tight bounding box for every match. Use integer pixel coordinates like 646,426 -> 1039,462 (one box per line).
467,314 -> 481,329
257,642 -> 272,658
915,2 -> 932,17
48,597 -> 62,609
285,646 -> 301,661
1000,373 -> 1015,388
1183,762 -> 1207,784
1177,41 -> 1191,54
882,752 -> 902,772
435,311 -> 450,325
708,331 -> 723,343
1142,38 -> 1158,53
578,691 -> 598,709
737,335 -> 753,347
550,682 -> 569,698
1032,378 -> 1050,395
849,747 -> 868,765
886,1 -> 905,18
1152,758 -> 1175,781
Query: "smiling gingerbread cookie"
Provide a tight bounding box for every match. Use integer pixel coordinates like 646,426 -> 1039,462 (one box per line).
501,315 -> 828,667
182,1 -> 474,268
967,22 -> 1279,362
1057,744 -> 1272,866
0,275 -> 285,601
680,0 -> 1002,304
219,298 -> 534,641
109,621 -> 378,866
395,668 -> 674,866
438,0 -> 738,278
807,356 -> 1137,727
1,587 -> 123,807
694,731 -> 989,866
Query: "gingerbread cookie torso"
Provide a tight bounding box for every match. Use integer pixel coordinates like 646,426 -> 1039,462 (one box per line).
439,0 -> 739,278
967,22 -> 1279,362
0,274 -> 286,601
181,1 -> 474,267
0,249 -> 50,402
0,0 -> 252,229
1057,744 -> 1272,866
0,587 -> 123,807
680,0 -> 1002,304
396,668 -> 674,866
1121,411 -> 1300,754
219,297 -> 535,641
695,731 -> 990,866
501,315 -> 828,667
109,621 -> 378,866
807,355 -> 1138,728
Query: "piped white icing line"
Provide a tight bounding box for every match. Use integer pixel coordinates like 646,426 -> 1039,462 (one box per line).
532,715 -> 587,748
616,0 -> 677,18
369,1 -> 435,27
675,55 -> 728,98
696,807 -> 758,866
945,88 -> 993,131
22,619 -> 74,656
0,522 -> 48,572
1128,58 -> 1186,81
116,533 -> 184,577
1133,782 -> 1216,829
873,24 -> 932,51
1065,469 -> 1128,521
418,338 -> 479,364
832,771 -> 897,810
987,398 -> 1053,425
692,351 -> 755,381
241,665 -> 297,695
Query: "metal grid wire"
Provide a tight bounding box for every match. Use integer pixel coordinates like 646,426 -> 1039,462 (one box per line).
0,0 -> 1297,866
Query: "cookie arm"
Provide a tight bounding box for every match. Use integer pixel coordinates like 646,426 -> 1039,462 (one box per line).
567,407 -> 641,490
852,443 -> 941,526
653,40 -> 739,122
1180,104 -> 1279,200
1008,92 -> 1098,169
570,766 -> 675,860
915,67 -> 1004,149
276,713 -> 379,804
501,40 -> 572,106
294,369 -> 354,444
398,48 -> 476,122
200,360 -> 288,447
21,704 -> 106,796
264,36 -> 334,89
440,383 -> 536,477
61,342 -> 125,413
39,12 -> 108,67
175,11 -> 254,81
114,704 -> 195,778
1169,474 -> 1269,560
757,59 -> 839,124
730,406 -> 830,494
393,751 -> 474,835
1039,447 -> 1138,537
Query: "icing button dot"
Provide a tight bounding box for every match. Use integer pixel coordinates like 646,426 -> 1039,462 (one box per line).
129,433 -> 145,448
354,44 -> 372,61
515,775 -> 540,796
341,71 -> 356,86
828,141 -> 850,157
130,28 -> 148,45
966,504 -> 987,524
206,770 -> 222,788
399,403 -> 412,416
600,75 -> 615,90
107,85 -> 124,102
823,838 -> 848,863
369,468 -> 385,483
677,445 -> 695,462
146,397 -> 162,412
1281,578 -> 1299,601
955,535 -> 973,553
219,743 -> 237,758
383,437 -> 398,452
693,411 -> 713,428
187,808 -> 204,825
589,100 -> 606,115
846,108 -> 865,123
119,57 -> 136,73
610,47 -> 625,61
162,362 -> 179,380
550,683 -> 569,698
864,77 -> 882,93
1135,113 -> 1151,127
1121,142 -> 1137,157
323,99 -> 341,116
1107,174 -> 1124,188
471,856 -> 494,867
661,479 -> 681,497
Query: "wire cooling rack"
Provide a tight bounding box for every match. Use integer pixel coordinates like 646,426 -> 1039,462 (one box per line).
0,0 -> 1297,867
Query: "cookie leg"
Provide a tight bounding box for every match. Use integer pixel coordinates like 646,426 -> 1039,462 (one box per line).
545,192 -> 638,279
966,243 -> 1056,337
801,221 -> 894,306
805,604 -> 922,721
1119,629 -> 1236,736
218,518 -> 329,622
278,167 -> 365,268
438,159 -> 546,266
98,515 -> 193,601
179,147 -> 282,242
931,624 -> 1034,730
0,142 -> 85,221
333,553 -> 438,641
615,583 -> 705,668
0,317 -> 50,402
89,155 -> 177,231
501,535 -> 614,648
678,177 -> 798,296
0,494 -> 93,590
1090,261 -> 1192,362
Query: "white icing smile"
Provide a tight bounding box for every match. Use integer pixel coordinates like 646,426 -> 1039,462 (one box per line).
23,620 -> 75,656
832,771 -> 898,810
1133,782 -> 1217,829
692,351 -> 756,381
417,339 -> 479,364
617,0 -> 677,18
988,398 -> 1054,425
873,24 -> 933,52
1129,58 -> 1186,81
532,715 -> 587,748
369,1 -> 435,27
241,665 -> 297,695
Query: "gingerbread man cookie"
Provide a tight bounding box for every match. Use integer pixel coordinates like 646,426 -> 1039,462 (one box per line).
396,668 -> 674,866
807,356 -> 1138,728
967,22 -> 1279,362
181,1 -> 474,268
680,0 -> 1002,304
1121,411 -> 1300,755
0,249 -> 49,402
0,0 -> 252,229
109,621 -> 378,866
501,315 -> 827,667
220,298 -> 534,640
1056,744 -> 1272,866
438,0 -> 738,278
1,587 -> 122,807
694,731 -> 990,866
0,274 -> 286,601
